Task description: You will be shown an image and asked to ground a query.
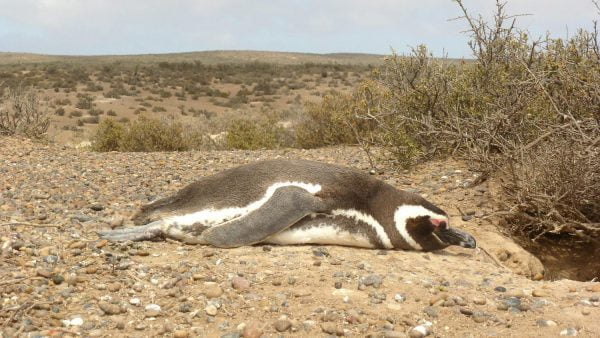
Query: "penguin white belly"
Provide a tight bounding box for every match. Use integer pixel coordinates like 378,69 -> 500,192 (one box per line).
264,224 -> 375,248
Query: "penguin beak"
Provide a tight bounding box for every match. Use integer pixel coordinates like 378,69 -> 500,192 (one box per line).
435,227 -> 476,249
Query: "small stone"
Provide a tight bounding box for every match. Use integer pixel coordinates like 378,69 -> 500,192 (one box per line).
461,215 -> 473,221
145,304 -> 161,312
429,294 -> 447,306
98,301 -> 122,315
68,317 -> 84,326
107,283 -> 121,292
423,306 -> 438,318
494,286 -> 507,292
287,276 -> 297,285
581,308 -> 591,316
232,277 -> 250,291
536,319 -> 557,327
173,330 -> 190,338
109,216 -> 124,228
204,282 -> 224,298
274,319 -> 292,332
312,247 -> 330,257
68,241 -> 86,249
472,311 -> 489,323
460,308 -> 473,316
532,289 -> 547,297
129,298 -> 141,306
242,322 -> 263,338
321,322 -> 343,336
409,324 -> 430,338
36,268 -> 54,278
472,297 -> 486,305
394,293 -> 406,302
560,328 -> 578,336
51,274 -> 65,285
178,303 -> 192,313
90,204 -> 104,211
335,281 -> 342,289
360,274 -> 383,288
205,304 -> 218,316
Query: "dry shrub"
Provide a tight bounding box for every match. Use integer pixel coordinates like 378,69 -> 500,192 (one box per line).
303,0 -> 600,249
91,116 -> 210,152
0,86 -> 49,139
501,124 -> 600,244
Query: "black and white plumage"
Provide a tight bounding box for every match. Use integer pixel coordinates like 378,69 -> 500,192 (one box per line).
98,159 -> 476,251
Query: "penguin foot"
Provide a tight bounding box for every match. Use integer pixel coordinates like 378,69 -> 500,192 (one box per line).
98,222 -> 163,242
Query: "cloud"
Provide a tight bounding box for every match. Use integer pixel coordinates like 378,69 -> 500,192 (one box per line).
0,0 -> 596,57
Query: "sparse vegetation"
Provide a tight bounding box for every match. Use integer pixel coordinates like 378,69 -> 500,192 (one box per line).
299,1 -> 600,253
0,86 -> 49,138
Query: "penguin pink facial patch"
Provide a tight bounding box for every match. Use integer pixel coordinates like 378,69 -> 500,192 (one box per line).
430,218 -> 448,229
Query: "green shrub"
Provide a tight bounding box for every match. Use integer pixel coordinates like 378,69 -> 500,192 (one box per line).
118,117 -> 187,152
91,119 -> 125,151
225,117 -> 290,150
91,117 -> 209,152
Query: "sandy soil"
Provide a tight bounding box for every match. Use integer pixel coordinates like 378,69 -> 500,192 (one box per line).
1,137 -> 599,337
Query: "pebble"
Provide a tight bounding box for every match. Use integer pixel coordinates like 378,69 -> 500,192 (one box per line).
313,247 -> 330,257
409,323 -> 431,338
459,308 -> 473,316
242,322 -> 263,338
536,319 -> 557,327
173,330 -> 190,338
98,301 -> 122,315
321,322 -> 344,336
560,328 -> 578,336
494,286 -> 507,292
232,276 -> 250,291
204,282 -> 224,298
107,282 -> 121,292
472,297 -> 486,305
205,304 -> 218,316
129,298 -> 141,306
394,293 -> 406,302
423,306 -> 438,318
36,268 -> 54,278
532,289 -> 547,297
360,274 -> 383,288
274,319 -> 292,332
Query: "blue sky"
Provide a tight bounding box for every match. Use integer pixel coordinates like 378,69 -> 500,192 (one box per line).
0,0 -> 597,58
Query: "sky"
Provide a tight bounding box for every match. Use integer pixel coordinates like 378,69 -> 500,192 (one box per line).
0,0 -> 597,58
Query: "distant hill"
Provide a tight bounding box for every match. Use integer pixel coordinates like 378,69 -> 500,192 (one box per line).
0,50 -> 387,66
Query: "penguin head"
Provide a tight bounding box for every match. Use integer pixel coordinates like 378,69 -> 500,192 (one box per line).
394,205 -> 476,251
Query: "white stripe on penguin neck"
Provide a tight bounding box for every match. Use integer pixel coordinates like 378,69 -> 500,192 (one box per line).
394,205 -> 447,251
331,209 -> 393,249
166,182 -> 322,227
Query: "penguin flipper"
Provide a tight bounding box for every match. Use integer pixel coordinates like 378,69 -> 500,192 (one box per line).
200,186 -> 325,248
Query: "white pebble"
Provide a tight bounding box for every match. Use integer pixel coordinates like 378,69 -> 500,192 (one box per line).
394,293 -> 406,302
145,304 -> 161,312
70,317 -> 84,326
343,295 -> 350,303
130,298 -> 141,306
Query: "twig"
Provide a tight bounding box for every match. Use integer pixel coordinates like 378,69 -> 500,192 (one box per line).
1,222 -> 61,228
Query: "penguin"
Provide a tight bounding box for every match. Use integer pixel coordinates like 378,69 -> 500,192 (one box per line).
98,159 -> 476,251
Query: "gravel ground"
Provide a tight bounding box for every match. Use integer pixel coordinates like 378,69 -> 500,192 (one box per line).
1,136 -> 599,337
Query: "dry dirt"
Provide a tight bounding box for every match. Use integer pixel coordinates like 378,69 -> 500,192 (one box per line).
1,137 -> 599,337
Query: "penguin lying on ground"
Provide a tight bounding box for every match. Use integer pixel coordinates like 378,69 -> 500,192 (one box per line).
98,159 -> 476,251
